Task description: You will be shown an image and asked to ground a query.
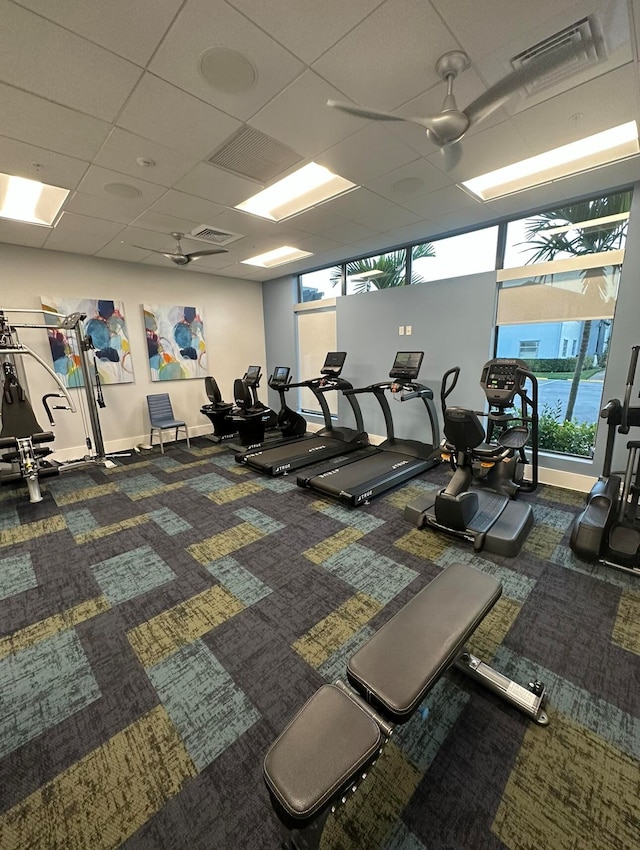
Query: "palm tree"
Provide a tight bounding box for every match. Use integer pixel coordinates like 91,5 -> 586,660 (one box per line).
331,243 -> 435,293
520,190 -> 632,421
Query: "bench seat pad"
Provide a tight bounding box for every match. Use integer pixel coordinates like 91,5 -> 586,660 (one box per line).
347,563 -> 501,722
263,683 -> 383,826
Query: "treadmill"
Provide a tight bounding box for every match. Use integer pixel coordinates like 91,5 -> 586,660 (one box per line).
235,352 -> 369,476
297,351 -> 440,505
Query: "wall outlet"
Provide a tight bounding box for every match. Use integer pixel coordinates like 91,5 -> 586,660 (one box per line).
405,325 -> 412,336
399,325 -> 404,335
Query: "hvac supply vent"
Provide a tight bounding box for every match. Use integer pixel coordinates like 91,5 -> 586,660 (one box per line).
188,225 -> 244,247
207,126 -> 303,184
511,16 -> 605,96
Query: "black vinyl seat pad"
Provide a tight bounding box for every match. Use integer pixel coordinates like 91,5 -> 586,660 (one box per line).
347,562 -> 501,722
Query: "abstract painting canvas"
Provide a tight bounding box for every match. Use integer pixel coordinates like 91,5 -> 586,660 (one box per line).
41,298 -> 134,387
143,304 -> 206,381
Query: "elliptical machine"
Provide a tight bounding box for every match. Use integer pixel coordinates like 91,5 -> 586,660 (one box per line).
570,345 -> 640,574
404,358 -> 538,556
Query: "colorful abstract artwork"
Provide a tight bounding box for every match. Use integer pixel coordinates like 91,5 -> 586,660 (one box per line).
41,298 -> 134,387
143,305 -> 206,381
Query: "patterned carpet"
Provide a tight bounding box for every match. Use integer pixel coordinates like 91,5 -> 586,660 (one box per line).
0,437 -> 639,850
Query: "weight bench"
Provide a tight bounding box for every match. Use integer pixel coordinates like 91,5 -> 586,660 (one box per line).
264,562 -> 548,850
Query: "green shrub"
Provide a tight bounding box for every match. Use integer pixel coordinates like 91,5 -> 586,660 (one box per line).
526,356 -> 594,373
538,401 -> 596,456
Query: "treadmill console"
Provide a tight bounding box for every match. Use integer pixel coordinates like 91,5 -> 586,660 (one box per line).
480,358 -> 527,406
270,366 -> 291,387
245,365 -> 261,385
320,351 -> 347,377
389,351 -> 424,382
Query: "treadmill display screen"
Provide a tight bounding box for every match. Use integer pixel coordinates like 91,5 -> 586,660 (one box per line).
272,366 -> 290,384
389,351 -> 423,380
321,351 -> 347,375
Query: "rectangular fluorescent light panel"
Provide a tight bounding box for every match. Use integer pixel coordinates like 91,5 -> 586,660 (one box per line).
0,173 -> 69,225
242,246 -> 314,268
462,121 -> 639,201
235,162 -> 356,221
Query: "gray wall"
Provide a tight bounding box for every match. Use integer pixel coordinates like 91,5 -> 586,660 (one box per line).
335,272 -> 497,443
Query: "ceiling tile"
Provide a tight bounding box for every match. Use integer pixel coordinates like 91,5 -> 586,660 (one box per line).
250,71 -> 361,159
226,0 -> 385,64
327,187 -> 400,220
321,221 -> 377,245
0,136 -> 88,189
14,0 -> 184,65
356,203 -> 422,233
130,211 -> 201,236
149,0 -> 305,121
149,190 -> 226,223
0,1 -> 141,121
65,192 -> 148,225
364,159 -> 451,202
312,0 -> 459,111
317,125 -> 422,186
0,219 -> 50,249
174,162 -> 261,208
117,74 -> 242,160
400,184 -> 482,217
0,83 -> 111,161
43,212 -> 123,254
430,0 -> 591,63
75,165 -> 167,216
94,129 -> 195,188
510,64 -> 640,156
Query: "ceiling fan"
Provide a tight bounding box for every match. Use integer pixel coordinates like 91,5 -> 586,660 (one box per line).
130,232 -> 228,266
327,39 -> 593,151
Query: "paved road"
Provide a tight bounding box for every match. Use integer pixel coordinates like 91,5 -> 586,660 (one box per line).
537,378 -> 605,424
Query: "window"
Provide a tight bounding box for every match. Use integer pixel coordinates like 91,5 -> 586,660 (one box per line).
344,249 -> 408,294
295,304 -> 338,417
413,227 -> 498,282
299,268 -> 340,302
496,189 -> 631,456
519,340 -> 539,358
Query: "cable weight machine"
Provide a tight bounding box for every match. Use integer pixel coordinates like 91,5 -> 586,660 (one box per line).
0,307 -> 110,502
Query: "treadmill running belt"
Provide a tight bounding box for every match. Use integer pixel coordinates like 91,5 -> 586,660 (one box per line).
239,435 -> 364,476
301,450 -> 429,505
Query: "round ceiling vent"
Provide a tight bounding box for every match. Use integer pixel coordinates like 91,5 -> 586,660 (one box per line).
199,48 -> 257,94
103,182 -> 142,199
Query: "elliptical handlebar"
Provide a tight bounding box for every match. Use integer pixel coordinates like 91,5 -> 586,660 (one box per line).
619,345 -> 640,435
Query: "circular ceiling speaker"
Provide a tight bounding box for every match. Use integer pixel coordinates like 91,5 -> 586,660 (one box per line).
199,48 -> 257,94
103,182 -> 142,199
392,177 -> 425,195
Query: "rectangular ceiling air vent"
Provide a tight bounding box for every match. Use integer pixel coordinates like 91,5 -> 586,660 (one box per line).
207,126 -> 304,184
188,225 -> 244,247
511,16 -> 606,96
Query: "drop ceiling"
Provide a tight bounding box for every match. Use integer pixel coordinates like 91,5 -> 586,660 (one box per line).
1,0 -> 639,281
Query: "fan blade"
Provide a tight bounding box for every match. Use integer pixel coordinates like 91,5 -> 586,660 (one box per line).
131,244 -> 171,256
440,141 -> 463,170
327,99 -> 431,131
464,38 -> 596,127
186,248 -> 229,261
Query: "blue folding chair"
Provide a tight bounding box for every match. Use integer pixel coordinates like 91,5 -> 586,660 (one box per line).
146,393 -> 190,453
